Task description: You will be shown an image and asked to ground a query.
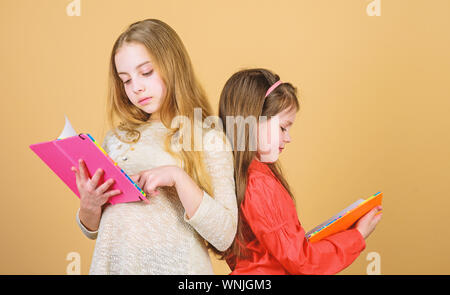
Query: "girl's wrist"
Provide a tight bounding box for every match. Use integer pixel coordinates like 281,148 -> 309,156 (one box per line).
78,208 -> 100,232
80,203 -> 101,216
173,166 -> 185,187
355,227 -> 367,239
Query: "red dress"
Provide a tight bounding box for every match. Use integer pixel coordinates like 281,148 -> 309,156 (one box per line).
227,159 -> 366,275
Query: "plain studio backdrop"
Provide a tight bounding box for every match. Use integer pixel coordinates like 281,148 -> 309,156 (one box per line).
1,0 -> 449,274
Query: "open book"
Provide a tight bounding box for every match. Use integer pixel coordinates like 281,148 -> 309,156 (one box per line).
305,192 -> 383,242
29,116 -> 147,205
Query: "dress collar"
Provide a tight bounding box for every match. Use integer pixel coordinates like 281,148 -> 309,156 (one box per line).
249,157 -> 274,176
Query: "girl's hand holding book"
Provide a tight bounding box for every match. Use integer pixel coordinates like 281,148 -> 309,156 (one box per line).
72,159 -> 121,231
72,159 -> 121,211
353,205 -> 383,239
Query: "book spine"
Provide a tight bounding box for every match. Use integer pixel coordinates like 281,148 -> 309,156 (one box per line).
307,215 -> 343,239
85,134 -> 147,199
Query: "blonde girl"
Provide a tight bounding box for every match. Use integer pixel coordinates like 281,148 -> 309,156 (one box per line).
72,19 -> 237,274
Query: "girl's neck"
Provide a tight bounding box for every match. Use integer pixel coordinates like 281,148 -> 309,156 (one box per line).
255,154 -> 276,164
147,112 -> 161,122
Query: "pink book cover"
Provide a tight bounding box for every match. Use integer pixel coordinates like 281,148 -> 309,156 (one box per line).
29,116 -> 147,205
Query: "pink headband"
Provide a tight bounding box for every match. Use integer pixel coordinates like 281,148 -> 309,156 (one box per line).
265,80 -> 283,98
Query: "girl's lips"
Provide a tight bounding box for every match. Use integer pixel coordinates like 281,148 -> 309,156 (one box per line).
138,97 -> 151,105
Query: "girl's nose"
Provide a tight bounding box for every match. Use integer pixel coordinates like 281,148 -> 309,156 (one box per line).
284,132 -> 292,143
132,80 -> 145,93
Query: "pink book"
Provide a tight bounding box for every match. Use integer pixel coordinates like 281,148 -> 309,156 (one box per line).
29,116 -> 147,205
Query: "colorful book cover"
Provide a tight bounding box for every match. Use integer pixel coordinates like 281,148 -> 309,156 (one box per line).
306,192 -> 383,242
29,116 -> 147,205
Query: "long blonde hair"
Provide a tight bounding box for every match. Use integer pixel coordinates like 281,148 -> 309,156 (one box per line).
106,19 -> 221,253
218,68 -> 300,264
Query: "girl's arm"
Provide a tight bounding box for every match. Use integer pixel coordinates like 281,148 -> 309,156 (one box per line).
132,129 -> 238,252
172,169 -> 203,219
131,164 -> 204,218
76,208 -> 100,240
243,174 -> 368,275
73,160 -> 120,239
181,129 -> 238,252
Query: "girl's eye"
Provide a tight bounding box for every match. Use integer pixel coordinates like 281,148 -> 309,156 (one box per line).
143,70 -> 153,76
280,126 -> 287,132
122,69 -> 153,84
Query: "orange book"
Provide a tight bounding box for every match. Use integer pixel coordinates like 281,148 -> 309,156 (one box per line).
305,192 -> 383,243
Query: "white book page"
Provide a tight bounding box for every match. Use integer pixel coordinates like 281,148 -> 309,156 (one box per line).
305,199 -> 365,237
57,115 -> 77,140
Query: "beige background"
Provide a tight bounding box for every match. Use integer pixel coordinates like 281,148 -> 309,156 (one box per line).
1,0 -> 449,274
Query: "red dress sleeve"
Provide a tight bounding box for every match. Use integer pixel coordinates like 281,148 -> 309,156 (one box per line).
242,173 -> 366,275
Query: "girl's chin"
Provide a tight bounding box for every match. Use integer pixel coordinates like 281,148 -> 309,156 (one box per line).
256,152 -> 280,163
140,106 -> 158,114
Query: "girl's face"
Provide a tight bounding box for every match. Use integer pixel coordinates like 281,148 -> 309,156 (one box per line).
115,42 -> 166,120
257,107 -> 297,162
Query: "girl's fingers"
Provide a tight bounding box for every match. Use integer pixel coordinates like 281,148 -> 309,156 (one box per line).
371,206 -> 382,219
102,189 -> 121,201
78,159 -> 90,181
137,173 -> 148,189
144,179 -> 159,196
372,212 -> 383,225
96,178 -> 115,194
375,212 -> 383,220
105,189 -> 121,198
90,169 -> 104,188
366,206 -> 381,219
367,207 -> 383,227
129,174 -> 140,183
72,166 -> 82,190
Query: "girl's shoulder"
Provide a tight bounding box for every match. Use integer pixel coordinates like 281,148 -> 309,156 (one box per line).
246,169 -> 281,193
248,160 -> 276,179
244,161 -> 292,208
202,127 -> 232,153
102,127 -> 127,143
243,171 -> 294,226
101,129 -> 122,152
101,126 -> 141,149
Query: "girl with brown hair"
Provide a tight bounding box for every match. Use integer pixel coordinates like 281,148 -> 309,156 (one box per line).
219,68 -> 382,274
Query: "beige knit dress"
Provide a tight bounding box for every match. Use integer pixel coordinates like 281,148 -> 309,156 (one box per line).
76,121 -> 237,274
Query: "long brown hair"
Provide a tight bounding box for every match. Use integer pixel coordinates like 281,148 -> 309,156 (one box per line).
218,68 -> 300,263
106,19 -> 224,255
